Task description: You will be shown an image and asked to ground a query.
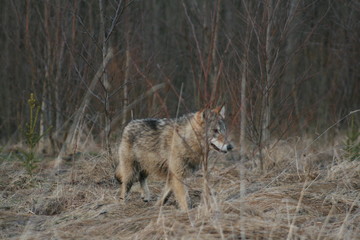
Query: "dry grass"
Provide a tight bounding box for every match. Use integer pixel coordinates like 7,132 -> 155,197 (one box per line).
1,138 -> 359,239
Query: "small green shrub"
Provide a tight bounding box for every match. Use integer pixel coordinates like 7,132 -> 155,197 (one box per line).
344,116 -> 360,161
17,93 -> 46,174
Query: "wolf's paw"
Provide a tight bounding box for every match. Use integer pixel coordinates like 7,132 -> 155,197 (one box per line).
119,197 -> 126,205
141,195 -> 151,202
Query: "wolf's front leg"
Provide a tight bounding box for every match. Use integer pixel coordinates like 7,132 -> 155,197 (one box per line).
171,175 -> 189,211
139,171 -> 151,202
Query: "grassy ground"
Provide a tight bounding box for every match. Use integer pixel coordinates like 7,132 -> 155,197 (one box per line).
0,139 -> 359,239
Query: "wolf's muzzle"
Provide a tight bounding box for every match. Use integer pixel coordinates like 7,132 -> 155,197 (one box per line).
210,142 -> 233,153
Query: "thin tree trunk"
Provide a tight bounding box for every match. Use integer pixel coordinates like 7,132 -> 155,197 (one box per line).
99,0 -> 112,155
262,0 -> 274,145
2,1 -> 11,138
53,0 -> 64,131
99,0 -> 110,91
259,0 -> 274,170
285,0 -> 301,131
122,0 -> 130,126
38,81 -> 47,152
39,0 -> 51,153
239,62 -> 247,156
240,26 -> 251,157
210,0 -> 222,103
25,0 -> 36,89
54,42 -> 65,130
202,1 -> 209,99
152,0 -> 159,56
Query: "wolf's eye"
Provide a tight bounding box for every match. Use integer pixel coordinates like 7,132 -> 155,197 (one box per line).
213,129 -> 219,134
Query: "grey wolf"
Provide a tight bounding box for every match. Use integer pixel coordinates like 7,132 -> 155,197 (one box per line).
114,106 -> 233,211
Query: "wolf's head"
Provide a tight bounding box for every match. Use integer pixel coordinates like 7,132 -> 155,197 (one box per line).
194,106 -> 233,153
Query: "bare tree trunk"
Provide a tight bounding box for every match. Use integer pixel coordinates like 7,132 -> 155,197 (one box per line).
210,0 -> 222,103
54,43 -> 65,131
24,0 -> 37,89
1,2 -> 10,139
285,0 -> 301,130
48,0 -> 63,133
38,0 -> 51,153
152,0 -> 160,56
239,63 -> 247,156
123,50 -> 130,125
99,0 -> 112,155
99,0 -> 111,91
239,26 -> 251,157
257,0 -> 274,170
38,81 -> 47,153
122,0 -> 130,126
202,1 -> 209,100
262,0 -> 274,145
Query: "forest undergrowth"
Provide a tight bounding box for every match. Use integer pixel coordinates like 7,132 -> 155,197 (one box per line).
0,136 -> 359,239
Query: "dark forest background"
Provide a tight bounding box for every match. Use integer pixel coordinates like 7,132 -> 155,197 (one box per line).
0,0 -> 359,156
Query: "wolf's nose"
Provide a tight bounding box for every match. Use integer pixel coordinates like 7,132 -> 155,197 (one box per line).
227,144 -> 233,151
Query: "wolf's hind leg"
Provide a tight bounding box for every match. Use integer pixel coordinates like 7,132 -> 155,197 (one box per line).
114,164 -> 122,184
156,181 -> 172,206
139,171 -> 151,202
119,157 -> 136,202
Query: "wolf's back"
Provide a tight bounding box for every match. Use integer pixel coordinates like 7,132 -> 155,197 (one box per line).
122,118 -> 172,149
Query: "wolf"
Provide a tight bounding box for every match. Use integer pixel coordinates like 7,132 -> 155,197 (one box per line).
114,106 -> 233,211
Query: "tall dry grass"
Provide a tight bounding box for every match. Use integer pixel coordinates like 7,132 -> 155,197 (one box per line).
0,137 -> 359,239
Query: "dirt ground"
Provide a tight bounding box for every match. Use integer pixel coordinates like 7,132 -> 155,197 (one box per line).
1,140 -> 359,239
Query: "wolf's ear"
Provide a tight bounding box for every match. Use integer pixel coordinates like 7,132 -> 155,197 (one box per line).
195,109 -> 206,123
213,105 -> 226,118
219,105 -> 225,118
